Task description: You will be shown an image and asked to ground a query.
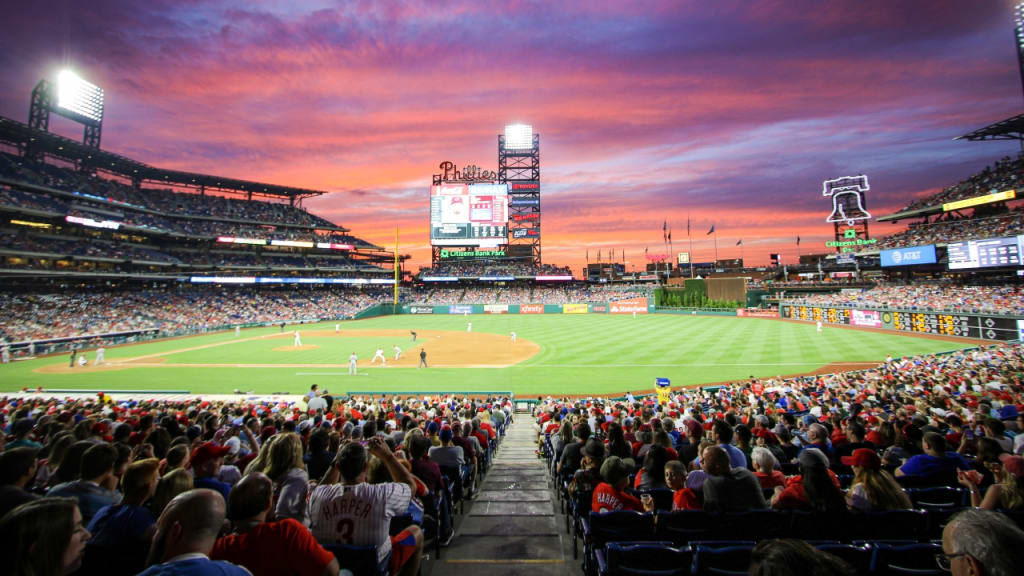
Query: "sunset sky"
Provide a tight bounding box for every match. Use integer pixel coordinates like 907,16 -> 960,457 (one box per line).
1,1 -> 1022,274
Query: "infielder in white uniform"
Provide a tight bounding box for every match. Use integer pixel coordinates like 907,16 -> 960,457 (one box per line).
349,352 -> 358,375
294,331 -> 302,347
467,321 -> 472,333
78,355 -> 87,367
510,331 -> 517,343
372,347 -> 387,366
393,345 -> 402,360
335,324 -> 340,333
235,326 -> 240,337
94,347 -> 105,365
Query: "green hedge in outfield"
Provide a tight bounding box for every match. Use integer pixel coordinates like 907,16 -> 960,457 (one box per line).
0,314 -> 973,396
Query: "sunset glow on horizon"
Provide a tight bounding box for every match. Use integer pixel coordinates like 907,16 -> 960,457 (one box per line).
1,1 -> 1021,275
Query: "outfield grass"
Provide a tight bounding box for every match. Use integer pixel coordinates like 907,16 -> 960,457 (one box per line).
0,314 -> 976,396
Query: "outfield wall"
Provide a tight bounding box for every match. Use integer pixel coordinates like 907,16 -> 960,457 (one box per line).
779,303 -> 1024,342
398,296 -> 653,315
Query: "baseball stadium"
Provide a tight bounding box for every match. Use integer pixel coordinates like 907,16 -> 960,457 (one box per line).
2,2 -> 1024,576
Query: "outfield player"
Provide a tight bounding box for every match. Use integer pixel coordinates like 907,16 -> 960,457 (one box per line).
1,345 -> 9,364
294,331 -> 302,347
94,346 -> 105,365
393,345 -> 402,360
309,437 -> 423,576
372,347 -> 387,366
349,352 -> 358,375
510,331 -> 517,343
816,320 -> 823,333
235,325 -> 240,337
335,323 -> 340,333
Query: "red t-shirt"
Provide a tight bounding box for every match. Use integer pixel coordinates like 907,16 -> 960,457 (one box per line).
592,483 -> 643,513
211,518 -> 334,576
755,470 -> 788,490
673,488 -> 701,511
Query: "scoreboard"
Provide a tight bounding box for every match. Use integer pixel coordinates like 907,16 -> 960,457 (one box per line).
779,304 -> 1020,341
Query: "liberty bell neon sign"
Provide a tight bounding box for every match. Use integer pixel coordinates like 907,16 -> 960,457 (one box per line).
823,175 -> 871,226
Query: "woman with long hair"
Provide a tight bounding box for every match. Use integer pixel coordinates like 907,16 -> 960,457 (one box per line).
959,454 -> 1024,510
843,448 -> 912,512
33,432 -> 75,491
263,432 -> 310,526
605,422 -> 633,461
551,420 -> 573,475
0,497 -> 91,576
150,468 -> 193,517
634,444 -> 670,490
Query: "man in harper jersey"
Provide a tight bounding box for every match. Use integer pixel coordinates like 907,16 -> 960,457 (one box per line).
309,437 -> 423,576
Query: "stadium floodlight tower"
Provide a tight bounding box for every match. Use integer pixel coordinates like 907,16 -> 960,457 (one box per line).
27,69 -> 105,160
1016,3 -> 1024,102
498,124 -> 541,266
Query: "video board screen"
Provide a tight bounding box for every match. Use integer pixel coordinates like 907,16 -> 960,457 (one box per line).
430,183 -> 508,246
947,236 -> 1024,270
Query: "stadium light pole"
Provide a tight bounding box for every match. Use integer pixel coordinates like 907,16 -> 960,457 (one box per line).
1016,3 -> 1024,103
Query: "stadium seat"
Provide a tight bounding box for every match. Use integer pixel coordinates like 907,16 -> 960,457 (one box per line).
691,544 -> 755,576
870,542 -> 945,576
596,541 -> 692,576
845,510 -> 928,542
905,487 -> 968,509
582,511 -> 656,575
815,543 -> 873,576
717,510 -> 791,541
439,465 -> 467,515
569,488 -> 595,559
655,510 -> 720,546
322,543 -> 386,576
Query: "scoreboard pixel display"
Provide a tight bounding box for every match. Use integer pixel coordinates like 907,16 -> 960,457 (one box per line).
430,183 -> 509,246
779,304 -> 1020,341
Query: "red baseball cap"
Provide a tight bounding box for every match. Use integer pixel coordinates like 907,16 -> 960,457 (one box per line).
999,453 -> 1024,479
841,448 -> 881,470
191,442 -> 230,468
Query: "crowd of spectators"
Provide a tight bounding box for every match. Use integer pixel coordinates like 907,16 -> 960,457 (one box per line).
0,390 -> 513,576
781,283 -> 1024,316
876,209 -> 1024,250
0,288 -> 396,344
0,153 -> 340,230
418,261 -> 571,277
899,154 -> 1023,213
409,283 -> 651,306
535,340 -> 1024,573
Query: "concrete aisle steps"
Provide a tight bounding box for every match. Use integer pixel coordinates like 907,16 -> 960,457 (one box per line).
426,419 -> 584,576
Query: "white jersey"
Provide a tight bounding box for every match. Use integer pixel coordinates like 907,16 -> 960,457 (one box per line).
467,322 -> 472,332
78,355 -> 87,367
510,331 -> 516,342
294,332 -> 302,345
309,482 -> 412,563
393,346 -> 402,359
95,348 -> 105,364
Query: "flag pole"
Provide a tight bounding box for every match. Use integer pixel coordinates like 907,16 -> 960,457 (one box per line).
393,226 -> 399,314
688,214 -> 693,278
714,228 -> 719,263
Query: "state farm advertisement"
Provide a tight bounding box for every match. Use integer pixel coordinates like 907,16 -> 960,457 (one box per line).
610,297 -> 648,314
851,309 -> 882,327
520,304 -> 544,314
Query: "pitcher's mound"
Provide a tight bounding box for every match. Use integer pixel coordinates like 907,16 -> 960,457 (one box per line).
272,345 -> 319,352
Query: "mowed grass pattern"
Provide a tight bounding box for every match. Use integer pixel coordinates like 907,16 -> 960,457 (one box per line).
0,314 -> 973,396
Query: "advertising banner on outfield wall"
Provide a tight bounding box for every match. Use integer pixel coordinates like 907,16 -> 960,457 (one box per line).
590,304 -> 608,313
563,303 -> 589,314
484,304 -> 509,314
449,305 -> 473,315
610,297 -> 649,314
851,309 -> 882,327
520,304 -> 545,314
736,309 -> 780,318
408,306 -> 434,314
